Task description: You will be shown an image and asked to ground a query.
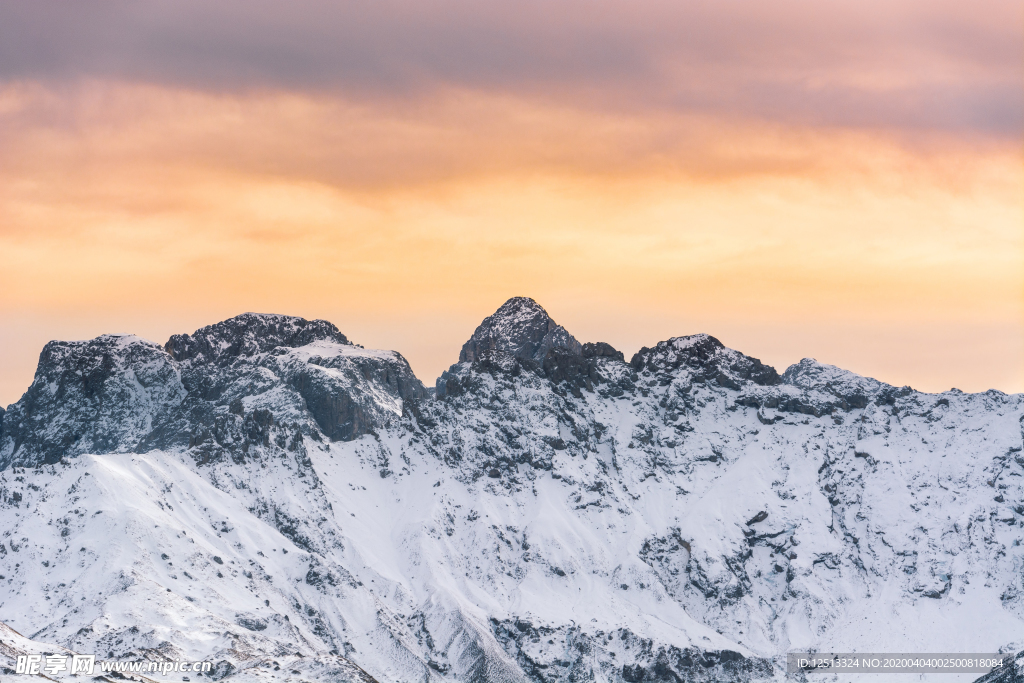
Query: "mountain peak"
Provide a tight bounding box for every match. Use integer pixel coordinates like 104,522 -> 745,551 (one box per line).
0,334 -> 185,467
165,312 -> 350,363
630,334 -> 781,388
459,297 -> 582,364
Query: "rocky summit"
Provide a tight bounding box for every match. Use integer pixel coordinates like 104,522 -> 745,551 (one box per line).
457,297 -> 582,365
0,299 -> 1022,682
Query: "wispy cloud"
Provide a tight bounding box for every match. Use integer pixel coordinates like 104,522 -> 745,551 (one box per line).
2,0 -> 1020,135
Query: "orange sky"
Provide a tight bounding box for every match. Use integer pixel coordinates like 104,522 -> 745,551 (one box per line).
0,1 -> 1021,404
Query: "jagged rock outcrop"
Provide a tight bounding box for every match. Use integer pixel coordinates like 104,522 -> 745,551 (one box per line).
165,312 -> 351,362
149,323 -> 427,458
458,297 -> 582,364
292,345 -> 428,441
0,335 -> 185,468
0,313 -> 427,468
734,357 -> 918,419
974,652 -> 1024,683
439,300 -> 626,400
630,334 -> 780,389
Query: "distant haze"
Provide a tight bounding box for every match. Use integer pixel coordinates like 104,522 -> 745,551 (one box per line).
0,0 -> 1021,405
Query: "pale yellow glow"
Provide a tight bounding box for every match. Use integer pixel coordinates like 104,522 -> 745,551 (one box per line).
0,82 -> 1021,403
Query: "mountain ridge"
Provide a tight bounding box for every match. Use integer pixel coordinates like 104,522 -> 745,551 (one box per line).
0,299 -> 1021,683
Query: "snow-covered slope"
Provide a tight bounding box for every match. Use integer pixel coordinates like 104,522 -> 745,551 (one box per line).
0,301 -> 1021,683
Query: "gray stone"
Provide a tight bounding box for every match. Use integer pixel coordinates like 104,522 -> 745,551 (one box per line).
459,297 -> 582,364
0,335 -> 185,468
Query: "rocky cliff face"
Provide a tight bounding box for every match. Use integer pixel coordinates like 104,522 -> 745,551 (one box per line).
0,335 -> 185,469
976,652 -> 1024,683
0,300 -> 1021,683
458,296 -> 582,365
0,313 -> 426,469
164,312 -> 352,363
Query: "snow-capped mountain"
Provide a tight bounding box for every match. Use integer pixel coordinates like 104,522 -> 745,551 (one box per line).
0,297 -> 1021,682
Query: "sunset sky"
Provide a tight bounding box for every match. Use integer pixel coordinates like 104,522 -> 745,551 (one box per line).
0,0 -> 1021,404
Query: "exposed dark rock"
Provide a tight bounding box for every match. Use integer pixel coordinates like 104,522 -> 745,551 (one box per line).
973,652 -> 1024,683
733,358 -> 917,418
542,348 -> 604,395
781,358 -> 880,408
631,335 -> 780,388
154,318 -> 426,451
0,313 -> 428,468
459,297 -> 582,364
735,390 -> 840,417
491,618 -> 773,683
746,511 -> 768,525
235,614 -> 268,631
582,342 -> 625,363
639,531 -> 692,598
436,349 -> 540,399
0,335 -> 185,468
165,312 -> 350,363
443,302 -> 627,401
208,660 -> 237,681
296,353 -> 426,441
428,350 -> 594,471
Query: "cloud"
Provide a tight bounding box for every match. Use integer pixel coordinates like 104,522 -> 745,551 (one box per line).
1,0 -> 1020,135
1,84 -> 1019,320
